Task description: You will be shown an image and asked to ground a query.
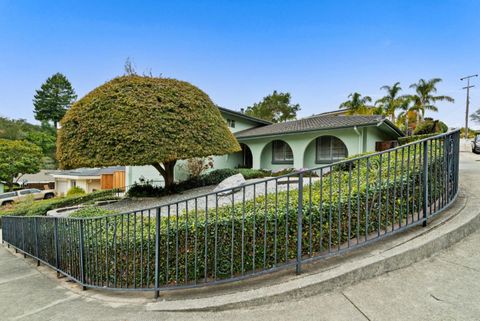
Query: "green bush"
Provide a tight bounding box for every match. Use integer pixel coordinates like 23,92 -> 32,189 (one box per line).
398,133 -> 437,145
200,168 -> 239,185
70,206 -> 118,218
413,119 -> 448,135
0,189 -> 117,218
127,183 -> 165,198
67,186 -> 86,197
237,168 -> 270,179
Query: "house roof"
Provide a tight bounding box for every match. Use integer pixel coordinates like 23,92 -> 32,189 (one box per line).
312,109 -> 349,117
51,166 -> 125,179
235,115 -> 404,139
16,170 -> 58,184
217,106 -> 272,125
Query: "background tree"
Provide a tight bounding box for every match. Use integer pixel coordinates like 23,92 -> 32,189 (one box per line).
471,109 -> 480,124
57,75 -> 240,190
339,92 -> 374,115
245,90 -> 300,123
396,96 -> 416,134
33,73 -> 77,129
0,117 -> 57,168
0,139 -> 43,190
375,82 -> 402,122
409,78 -> 454,123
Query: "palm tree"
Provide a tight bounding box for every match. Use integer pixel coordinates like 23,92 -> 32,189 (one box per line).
375,82 -> 402,122
339,92 -> 374,115
409,78 -> 454,123
396,96 -> 416,135
470,109 -> 480,124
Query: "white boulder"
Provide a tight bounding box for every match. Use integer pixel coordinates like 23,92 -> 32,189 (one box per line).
213,173 -> 246,196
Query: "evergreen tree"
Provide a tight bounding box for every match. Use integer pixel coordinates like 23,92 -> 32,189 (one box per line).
33,73 -> 77,129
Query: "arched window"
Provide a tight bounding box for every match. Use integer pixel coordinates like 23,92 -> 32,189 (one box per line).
272,140 -> 293,164
316,136 -> 348,163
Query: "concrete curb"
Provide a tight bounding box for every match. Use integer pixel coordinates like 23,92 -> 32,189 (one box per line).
146,187 -> 480,312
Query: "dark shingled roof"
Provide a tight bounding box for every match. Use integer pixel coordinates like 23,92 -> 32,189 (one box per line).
235,115 -> 400,138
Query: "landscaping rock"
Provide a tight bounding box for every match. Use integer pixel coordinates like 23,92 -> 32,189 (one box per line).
213,173 -> 246,196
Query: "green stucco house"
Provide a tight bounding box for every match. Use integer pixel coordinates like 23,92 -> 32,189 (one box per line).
125,107 -> 403,186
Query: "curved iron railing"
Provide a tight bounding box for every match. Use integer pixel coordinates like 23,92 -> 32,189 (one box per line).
1,130 -> 460,297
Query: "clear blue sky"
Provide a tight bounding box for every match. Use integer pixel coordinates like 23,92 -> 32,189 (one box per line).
1,0 -> 479,128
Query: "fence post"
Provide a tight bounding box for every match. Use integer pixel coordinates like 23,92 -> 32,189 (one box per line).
422,140 -> 429,227
34,217 -> 40,266
296,173 -> 304,275
22,219 -> 26,258
79,220 -> 86,290
54,218 -> 60,277
154,207 -> 160,299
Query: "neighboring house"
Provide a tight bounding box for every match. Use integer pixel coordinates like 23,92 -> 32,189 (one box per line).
16,170 -> 58,190
0,182 -> 4,193
126,108 -> 403,186
52,166 -> 125,196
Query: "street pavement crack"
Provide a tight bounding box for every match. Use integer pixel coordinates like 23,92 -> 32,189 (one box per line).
341,292 -> 371,321
438,257 -> 480,273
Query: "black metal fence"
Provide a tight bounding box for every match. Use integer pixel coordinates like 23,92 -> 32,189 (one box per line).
2,130 -> 460,297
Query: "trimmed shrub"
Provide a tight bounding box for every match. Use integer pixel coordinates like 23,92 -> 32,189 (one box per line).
237,168 -> 270,179
398,133 -> 437,145
67,186 -> 86,197
0,189 -> 117,218
200,168 -> 238,186
57,75 -> 241,190
70,206 -> 118,218
127,183 -> 165,198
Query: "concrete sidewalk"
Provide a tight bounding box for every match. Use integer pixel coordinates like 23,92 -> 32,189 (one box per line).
1,152 -> 479,320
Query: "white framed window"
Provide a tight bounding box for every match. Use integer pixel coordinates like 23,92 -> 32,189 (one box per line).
226,119 -> 236,128
71,180 -> 77,188
272,140 -> 293,164
316,136 -> 348,163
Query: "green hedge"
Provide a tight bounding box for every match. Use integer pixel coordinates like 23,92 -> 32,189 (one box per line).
127,168 -> 271,197
70,206 -> 118,218
398,133 -> 437,145
0,189 -> 118,218
71,142 -> 448,289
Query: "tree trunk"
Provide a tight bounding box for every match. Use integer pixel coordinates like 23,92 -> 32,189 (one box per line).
152,160 -> 177,191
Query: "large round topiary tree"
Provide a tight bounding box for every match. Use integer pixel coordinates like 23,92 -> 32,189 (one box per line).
57,75 -> 240,189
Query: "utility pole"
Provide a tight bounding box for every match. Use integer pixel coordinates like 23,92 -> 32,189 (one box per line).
461,74 -> 478,139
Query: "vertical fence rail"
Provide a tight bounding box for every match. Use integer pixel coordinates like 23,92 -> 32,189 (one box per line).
0,131 -> 461,295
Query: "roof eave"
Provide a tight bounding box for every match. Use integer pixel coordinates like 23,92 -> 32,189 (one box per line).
218,107 -> 272,125
380,119 -> 405,137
